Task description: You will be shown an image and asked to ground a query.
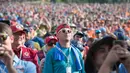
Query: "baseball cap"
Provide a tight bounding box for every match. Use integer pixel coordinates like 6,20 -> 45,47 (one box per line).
56,24 -> 71,34
45,36 -> 58,44
23,28 -> 31,33
90,36 -> 116,52
11,25 -> 25,34
74,31 -> 84,37
95,30 -> 101,34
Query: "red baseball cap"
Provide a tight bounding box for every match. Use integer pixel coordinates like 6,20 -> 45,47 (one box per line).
11,25 -> 25,34
56,24 -> 71,34
45,36 -> 58,44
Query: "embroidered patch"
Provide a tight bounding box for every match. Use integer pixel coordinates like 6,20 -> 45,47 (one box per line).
23,52 -> 30,58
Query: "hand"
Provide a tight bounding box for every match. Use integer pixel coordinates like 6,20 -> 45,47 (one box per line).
115,44 -> 130,73
103,45 -> 121,67
117,47 -> 130,67
105,27 -> 110,34
0,45 -> 14,67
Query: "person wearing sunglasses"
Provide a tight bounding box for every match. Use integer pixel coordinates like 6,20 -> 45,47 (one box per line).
0,22 -> 36,73
43,24 -> 85,73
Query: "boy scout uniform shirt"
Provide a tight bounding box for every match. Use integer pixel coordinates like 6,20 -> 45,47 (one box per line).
13,46 -> 40,73
0,55 -> 36,73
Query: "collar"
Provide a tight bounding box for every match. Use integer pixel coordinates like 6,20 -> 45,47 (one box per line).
56,42 -> 71,49
0,55 -> 20,66
13,55 -> 20,65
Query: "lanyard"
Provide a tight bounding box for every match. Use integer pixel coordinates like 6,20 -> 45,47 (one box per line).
20,49 -> 22,60
19,49 -> 22,66
55,46 -> 71,64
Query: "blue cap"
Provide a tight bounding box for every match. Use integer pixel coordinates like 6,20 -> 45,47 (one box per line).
95,30 -> 101,34
100,27 -> 106,33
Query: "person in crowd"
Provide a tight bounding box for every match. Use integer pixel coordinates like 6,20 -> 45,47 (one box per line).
85,36 -> 130,73
24,28 -> 41,50
43,24 -> 85,73
95,30 -> 102,39
71,31 -> 85,52
40,35 -> 58,73
11,25 -> 40,73
0,22 -> 36,73
98,40 -> 130,73
30,26 -> 45,48
83,37 -> 95,61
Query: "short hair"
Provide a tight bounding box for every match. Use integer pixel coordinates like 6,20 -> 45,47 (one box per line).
0,22 -> 12,36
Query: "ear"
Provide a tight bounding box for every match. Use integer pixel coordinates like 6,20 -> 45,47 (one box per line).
10,35 -> 14,43
56,34 -> 59,41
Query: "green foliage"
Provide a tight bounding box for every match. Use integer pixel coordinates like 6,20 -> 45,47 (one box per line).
55,0 -> 130,3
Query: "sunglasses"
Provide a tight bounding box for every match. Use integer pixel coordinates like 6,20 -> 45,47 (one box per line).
0,33 -> 8,46
59,29 -> 71,34
0,33 -> 8,41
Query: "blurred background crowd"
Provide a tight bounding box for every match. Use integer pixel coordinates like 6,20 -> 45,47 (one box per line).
1,0 -> 130,73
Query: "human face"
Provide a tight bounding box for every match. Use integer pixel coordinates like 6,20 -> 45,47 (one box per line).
74,35 -> 83,42
56,28 -> 72,42
25,32 -> 31,40
12,32 -> 25,48
94,44 -> 111,69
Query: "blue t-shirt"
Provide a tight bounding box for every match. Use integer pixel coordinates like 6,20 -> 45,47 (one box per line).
43,42 -> 85,73
25,40 -> 35,49
32,37 -> 44,48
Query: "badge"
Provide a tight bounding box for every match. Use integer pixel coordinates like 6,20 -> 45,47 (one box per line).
24,52 -> 29,56
66,66 -> 71,73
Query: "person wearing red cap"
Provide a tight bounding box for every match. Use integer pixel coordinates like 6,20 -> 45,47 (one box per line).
11,25 -> 40,73
43,24 -> 85,73
40,35 -> 58,72
44,36 -> 58,51
0,22 -> 36,73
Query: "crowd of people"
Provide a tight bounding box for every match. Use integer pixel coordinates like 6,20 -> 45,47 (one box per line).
0,2 -> 130,73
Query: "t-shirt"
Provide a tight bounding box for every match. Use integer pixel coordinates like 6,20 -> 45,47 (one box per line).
43,42 -> 85,73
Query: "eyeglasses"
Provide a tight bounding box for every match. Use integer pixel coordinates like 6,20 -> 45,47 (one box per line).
59,29 -> 71,34
0,33 -> 8,41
